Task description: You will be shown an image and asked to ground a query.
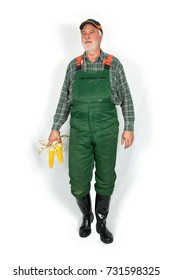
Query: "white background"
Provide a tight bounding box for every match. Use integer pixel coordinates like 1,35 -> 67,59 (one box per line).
0,0 -> 173,279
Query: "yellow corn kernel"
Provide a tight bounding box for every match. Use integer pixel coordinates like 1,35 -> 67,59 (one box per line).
56,143 -> 63,164
49,148 -> 55,168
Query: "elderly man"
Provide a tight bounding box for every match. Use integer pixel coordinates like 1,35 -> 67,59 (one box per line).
48,19 -> 135,244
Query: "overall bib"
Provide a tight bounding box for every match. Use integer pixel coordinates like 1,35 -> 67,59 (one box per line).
69,56 -> 119,198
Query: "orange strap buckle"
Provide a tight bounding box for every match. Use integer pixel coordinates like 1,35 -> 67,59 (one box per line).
103,54 -> 113,67
76,55 -> 83,68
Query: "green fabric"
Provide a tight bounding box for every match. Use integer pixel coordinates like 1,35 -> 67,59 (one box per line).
52,51 -> 135,132
69,68 -> 119,198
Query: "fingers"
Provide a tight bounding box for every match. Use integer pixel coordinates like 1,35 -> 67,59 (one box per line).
47,137 -> 61,146
121,131 -> 134,149
47,130 -> 61,146
124,139 -> 133,149
47,140 -> 52,146
121,137 -> 129,149
121,136 -> 125,146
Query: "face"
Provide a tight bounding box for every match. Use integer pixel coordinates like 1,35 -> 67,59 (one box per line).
81,24 -> 102,53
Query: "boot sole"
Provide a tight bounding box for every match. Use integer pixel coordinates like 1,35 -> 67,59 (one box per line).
100,237 -> 113,244
79,230 -> 91,238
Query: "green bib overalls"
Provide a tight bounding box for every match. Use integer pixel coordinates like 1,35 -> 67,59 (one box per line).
69,56 -> 119,198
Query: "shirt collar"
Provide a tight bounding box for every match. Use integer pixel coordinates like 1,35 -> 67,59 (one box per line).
83,49 -> 105,62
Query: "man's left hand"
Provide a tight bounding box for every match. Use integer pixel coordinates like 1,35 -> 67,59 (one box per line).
121,131 -> 134,149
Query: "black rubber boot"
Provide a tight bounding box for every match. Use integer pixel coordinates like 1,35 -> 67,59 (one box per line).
95,193 -> 113,244
76,193 -> 94,237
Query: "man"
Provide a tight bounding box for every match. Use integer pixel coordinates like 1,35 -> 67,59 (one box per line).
48,19 -> 135,244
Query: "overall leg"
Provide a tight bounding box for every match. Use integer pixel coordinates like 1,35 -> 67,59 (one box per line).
94,136 -> 118,196
69,141 -> 94,198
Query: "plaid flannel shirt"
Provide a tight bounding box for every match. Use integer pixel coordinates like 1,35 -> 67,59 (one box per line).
52,50 -> 135,131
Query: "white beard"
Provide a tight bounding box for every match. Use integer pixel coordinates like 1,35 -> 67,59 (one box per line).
82,40 -> 100,54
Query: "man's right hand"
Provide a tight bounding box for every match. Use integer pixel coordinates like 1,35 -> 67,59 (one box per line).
47,129 -> 61,146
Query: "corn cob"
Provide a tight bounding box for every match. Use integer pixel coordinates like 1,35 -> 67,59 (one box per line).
49,148 -> 55,168
38,135 -> 68,167
56,143 -> 63,164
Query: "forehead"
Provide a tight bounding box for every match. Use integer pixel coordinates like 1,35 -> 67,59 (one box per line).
81,23 -> 98,32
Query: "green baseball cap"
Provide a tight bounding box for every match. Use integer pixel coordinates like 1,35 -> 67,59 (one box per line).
79,19 -> 103,34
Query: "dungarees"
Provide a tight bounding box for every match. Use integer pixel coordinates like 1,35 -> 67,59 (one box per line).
69,55 -> 119,198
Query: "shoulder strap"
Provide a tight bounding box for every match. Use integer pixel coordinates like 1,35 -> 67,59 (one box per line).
103,54 -> 113,69
76,55 -> 83,69
76,54 -> 113,69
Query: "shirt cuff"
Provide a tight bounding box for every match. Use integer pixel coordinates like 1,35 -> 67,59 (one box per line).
51,123 -> 61,131
124,123 -> 134,132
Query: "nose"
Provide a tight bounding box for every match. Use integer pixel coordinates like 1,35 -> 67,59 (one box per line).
83,32 -> 90,40
85,34 -> 89,39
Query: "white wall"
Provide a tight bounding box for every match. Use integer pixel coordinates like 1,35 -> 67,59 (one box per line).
0,0 -> 172,279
